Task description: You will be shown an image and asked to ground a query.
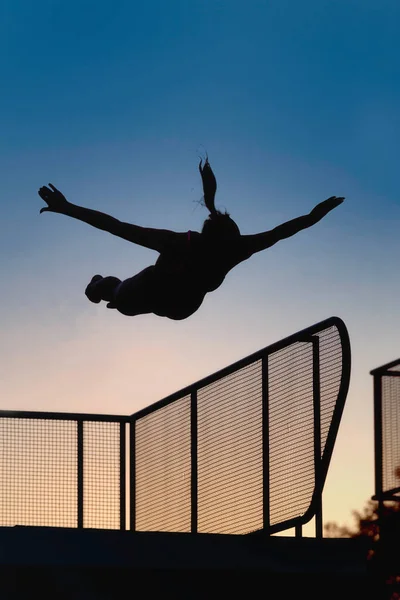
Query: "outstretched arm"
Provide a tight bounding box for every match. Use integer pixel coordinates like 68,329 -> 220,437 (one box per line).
240,196 -> 344,256
38,184 -> 185,253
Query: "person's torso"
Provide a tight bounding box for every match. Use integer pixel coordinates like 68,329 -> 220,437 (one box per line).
152,231 -> 240,319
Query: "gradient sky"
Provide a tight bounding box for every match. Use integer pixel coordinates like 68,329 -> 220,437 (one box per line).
1,0 -> 400,531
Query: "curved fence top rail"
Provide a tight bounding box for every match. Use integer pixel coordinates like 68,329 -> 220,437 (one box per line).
131,316 -> 350,421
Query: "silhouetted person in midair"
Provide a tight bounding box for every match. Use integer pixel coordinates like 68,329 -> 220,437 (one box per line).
38,158 -> 344,320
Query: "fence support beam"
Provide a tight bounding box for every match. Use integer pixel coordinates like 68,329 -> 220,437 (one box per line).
262,355 -> 270,531
191,390 -> 198,534
130,421 -> 136,531
77,421 -> 84,529
312,337 -> 323,539
120,422 -> 126,531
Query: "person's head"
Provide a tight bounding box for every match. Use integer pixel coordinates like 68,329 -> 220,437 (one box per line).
198,156 -> 241,241
201,211 -> 241,241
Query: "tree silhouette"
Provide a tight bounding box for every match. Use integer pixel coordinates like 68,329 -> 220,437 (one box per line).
325,499 -> 400,599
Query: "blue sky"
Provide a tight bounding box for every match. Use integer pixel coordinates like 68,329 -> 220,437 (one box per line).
1,0 -> 400,530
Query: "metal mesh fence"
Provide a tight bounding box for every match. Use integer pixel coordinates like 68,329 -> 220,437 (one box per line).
317,326 -> 343,457
197,360 -> 263,534
134,318 -> 348,534
0,418 -> 78,527
0,416 -> 125,529
83,421 -> 121,529
268,326 -> 343,527
1,318 -> 349,535
268,342 -> 315,527
135,396 -> 191,532
381,375 -> 400,496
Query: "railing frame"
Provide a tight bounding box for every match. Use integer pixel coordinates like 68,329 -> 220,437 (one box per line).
1,316 -> 351,537
371,359 -> 400,504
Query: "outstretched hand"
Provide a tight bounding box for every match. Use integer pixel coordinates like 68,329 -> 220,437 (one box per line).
38,184 -> 70,214
311,196 -> 344,221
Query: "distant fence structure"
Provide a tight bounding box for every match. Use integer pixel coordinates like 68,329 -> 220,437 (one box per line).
371,358 -> 400,503
1,316 -> 350,537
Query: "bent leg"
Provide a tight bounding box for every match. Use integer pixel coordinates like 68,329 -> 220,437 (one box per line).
112,267 -> 158,316
85,267 -> 161,317
92,266 -> 157,317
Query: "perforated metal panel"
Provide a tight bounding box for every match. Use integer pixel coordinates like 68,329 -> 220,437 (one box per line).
317,326 -> 343,456
0,416 -> 125,529
267,326 -> 343,527
135,396 -> 191,532
197,361 -> 263,534
0,418 -> 78,527
83,421 -> 121,529
268,342 -> 315,527
381,375 -> 400,496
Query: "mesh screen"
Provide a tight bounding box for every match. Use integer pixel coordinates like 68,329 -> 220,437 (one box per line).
0,418 -> 77,527
1,321 -> 346,534
382,376 -> 400,495
135,396 -> 191,532
83,421 -> 121,529
268,342 -> 314,526
197,361 -> 263,534
317,326 -> 343,456
268,326 -> 343,526
134,322 -> 345,534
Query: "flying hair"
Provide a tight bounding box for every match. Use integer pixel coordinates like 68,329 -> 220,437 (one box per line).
199,155 -> 218,217
197,154 -> 240,239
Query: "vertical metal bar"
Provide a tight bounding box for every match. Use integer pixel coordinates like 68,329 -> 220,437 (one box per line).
77,420 -> 84,529
374,375 -> 383,503
373,375 -> 384,542
130,420 -> 136,531
191,390 -> 198,534
262,354 -> 270,531
295,524 -> 302,538
312,337 -> 323,539
119,422 -> 126,531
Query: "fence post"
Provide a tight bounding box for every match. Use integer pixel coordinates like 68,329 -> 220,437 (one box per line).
130,420 -> 136,531
312,337 -> 323,539
262,355 -> 270,531
191,390 -> 198,533
373,374 -> 384,544
77,420 -> 84,529
120,422 -> 126,531
374,374 -> 383,507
